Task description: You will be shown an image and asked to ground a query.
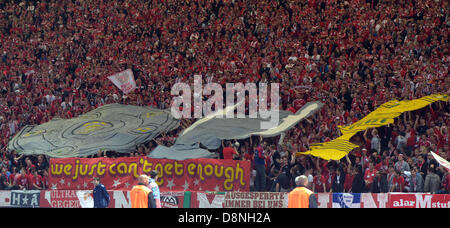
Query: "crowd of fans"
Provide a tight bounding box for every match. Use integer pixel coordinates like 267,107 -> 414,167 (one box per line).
0,0 -> 448,193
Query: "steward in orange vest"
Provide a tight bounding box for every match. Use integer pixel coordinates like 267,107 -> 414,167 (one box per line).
288,175 -> 318,208
130,175 -> 157,208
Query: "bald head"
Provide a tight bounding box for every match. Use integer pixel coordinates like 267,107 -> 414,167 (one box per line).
295,175 -> 308,187
138,174 -> 149,185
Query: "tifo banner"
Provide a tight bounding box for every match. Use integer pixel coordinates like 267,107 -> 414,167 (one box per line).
339,94 -> 449,135
299,136 -> 360,161
299,94 -> 449,160
108,69 -> 136,94
175,101 -> 323,150
152,101 -> 323,160
49,157 -> 251,192
8,104 -> 180,158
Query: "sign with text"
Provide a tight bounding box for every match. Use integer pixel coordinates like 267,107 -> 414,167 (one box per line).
10,190 -> 40,208
223,192 -> 288,208
49,157 -> 250,192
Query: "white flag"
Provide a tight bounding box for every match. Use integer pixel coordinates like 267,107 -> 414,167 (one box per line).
77,190 -> 94,208
107,69 -> 136,94
430,151 -> 450,172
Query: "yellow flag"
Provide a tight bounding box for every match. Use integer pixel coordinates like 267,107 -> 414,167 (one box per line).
298,94 -> 448,160
298,136 -> 360,160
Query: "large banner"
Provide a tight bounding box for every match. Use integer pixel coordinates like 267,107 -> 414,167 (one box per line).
9,104 -> 180,158
317,193 -> 450,208
0,191 -> 448,208
299,94 -> 449,160
108,69 -> 136,94
151,101 -> 323,160
175,101 -> 323,150
49,157 -> 251,192
39,190 -> 187,208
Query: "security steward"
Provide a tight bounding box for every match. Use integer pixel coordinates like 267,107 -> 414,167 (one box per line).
130,175 -> 157,208
288,175 -> 318,208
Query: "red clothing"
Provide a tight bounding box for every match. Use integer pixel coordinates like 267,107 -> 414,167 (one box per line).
443,174 -> 450,192
364,169 -> 377,183
325,172 -> 335,192
407,129 -> 416,147
344,174 -> 355,192
222,147 -> 237,160
392,176 -> 405,192
29,174 -> 43,189
16,174 -> 28,189
313,175 -> 326,193
26,164 -> 36,174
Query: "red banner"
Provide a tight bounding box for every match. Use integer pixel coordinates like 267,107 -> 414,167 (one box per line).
316,193 -> 450,208
388,193 -> 450,208
49,157 -> 250,192
0,190 -> 447,208
38,190 -> 187,208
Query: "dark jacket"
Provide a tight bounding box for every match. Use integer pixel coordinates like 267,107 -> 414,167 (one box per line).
351,173 -> 366,193
309,194 -> 318,208
331,174 -> 345,193
370,174 -> 389,193
93,184 -> 110,208
148,191 -> 157,208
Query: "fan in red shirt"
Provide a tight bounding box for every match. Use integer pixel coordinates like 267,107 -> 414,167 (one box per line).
364,162 -> 377,190
344,165 -> 355,193
15,168 -> 29,190
24,157 -> 36,174
390,170 -> 405,192
313,168 -> 327,193
28,169 -> 44,190
443,172 -> 450,194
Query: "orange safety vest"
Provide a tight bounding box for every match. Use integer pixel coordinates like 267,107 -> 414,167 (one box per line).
288,187 -> 313,208
130,184 -> 151,208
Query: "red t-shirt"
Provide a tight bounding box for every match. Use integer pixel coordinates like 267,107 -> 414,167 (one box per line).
16,174 -> 28,189
392,176 -> 405,192
344,173 -> 355,192
223,147 -> 237,160
26,164 -> 36,174
29,174 -> 43,189
407,129 -> 416,147
444,174 -> 450,192
326,172 -> 335,192
364,169 -> 377,183
313,175 -> 326,193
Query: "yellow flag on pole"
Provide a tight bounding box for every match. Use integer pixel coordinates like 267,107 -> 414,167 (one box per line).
297,94 -> 449,160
